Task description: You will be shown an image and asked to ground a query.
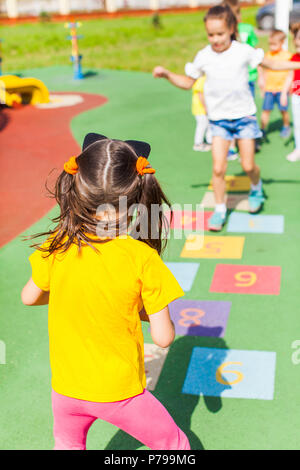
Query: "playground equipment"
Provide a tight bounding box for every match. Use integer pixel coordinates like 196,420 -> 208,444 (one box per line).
65,21 -> 84,80
0,75 -> 50,107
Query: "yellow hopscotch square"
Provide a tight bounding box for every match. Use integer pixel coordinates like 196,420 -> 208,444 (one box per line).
208,175 -> 251,192
181,235 -> 245,259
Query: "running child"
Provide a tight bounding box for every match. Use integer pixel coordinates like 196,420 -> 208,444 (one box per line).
260,29 -> 292,140
192,76 -> 212,152
153,4 -> 300,231
280,23 -> 300,162
21,133 -> 190,451
153,4 -> 265,231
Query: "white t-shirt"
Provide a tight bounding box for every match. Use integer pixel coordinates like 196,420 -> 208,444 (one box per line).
185,41 -> 264,121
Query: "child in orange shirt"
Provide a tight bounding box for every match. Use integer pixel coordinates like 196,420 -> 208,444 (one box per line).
259,29 -> 292,139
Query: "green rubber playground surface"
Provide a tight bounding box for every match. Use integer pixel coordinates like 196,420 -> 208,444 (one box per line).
0,65 -> 300,450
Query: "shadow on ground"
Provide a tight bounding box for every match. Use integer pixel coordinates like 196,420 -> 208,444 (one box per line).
104,331 -> 230,451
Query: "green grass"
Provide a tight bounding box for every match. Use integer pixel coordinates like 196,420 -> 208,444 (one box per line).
1,7 -> 271,74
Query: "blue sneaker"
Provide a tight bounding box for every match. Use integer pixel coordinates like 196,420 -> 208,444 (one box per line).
248,189 -> 265,214
280,126 -> 292,139
208,210 -> 227,232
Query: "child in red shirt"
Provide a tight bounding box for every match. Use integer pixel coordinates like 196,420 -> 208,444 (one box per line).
281,23 -> 300,161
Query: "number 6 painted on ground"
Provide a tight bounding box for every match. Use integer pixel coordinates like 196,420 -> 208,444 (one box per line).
216,361 -> 244,385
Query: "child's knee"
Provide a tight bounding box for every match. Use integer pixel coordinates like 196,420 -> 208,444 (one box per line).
213,165 -> 226,178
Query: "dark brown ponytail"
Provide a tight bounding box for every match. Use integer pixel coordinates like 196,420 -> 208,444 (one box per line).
27,139 -> 172,256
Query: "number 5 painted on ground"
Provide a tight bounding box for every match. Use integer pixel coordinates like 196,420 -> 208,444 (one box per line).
234,271 -> 257,287
216,361 -> 244,385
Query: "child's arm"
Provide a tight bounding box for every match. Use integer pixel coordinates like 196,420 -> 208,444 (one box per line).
153,66 -> 195,90
261,57 -> 300,71
148,306 -> 175,349
280,71 -> 294,107
21,277 -> 49,306
257,65 -> 265,97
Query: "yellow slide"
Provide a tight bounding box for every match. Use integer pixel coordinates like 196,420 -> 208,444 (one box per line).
0,75 -> 50,107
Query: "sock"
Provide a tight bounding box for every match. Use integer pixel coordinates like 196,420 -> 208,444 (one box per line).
215,203 -> 227,214
251,179 -> 262,192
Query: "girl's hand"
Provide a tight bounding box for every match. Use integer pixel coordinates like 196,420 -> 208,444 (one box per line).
152,66 -> 169,79
280,92 -> 288,108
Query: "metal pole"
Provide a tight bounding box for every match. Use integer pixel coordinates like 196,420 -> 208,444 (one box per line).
275,0 -> 292,49
59,0 -> 71,15
150,0 -> 159,11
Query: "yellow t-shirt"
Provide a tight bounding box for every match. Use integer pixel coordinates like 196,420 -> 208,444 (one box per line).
192,77 -> 206,116
264,50 -> 292,93
29,235 -> 184,402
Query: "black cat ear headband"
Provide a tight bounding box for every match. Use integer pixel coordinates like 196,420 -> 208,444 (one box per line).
63,133 -> 154,176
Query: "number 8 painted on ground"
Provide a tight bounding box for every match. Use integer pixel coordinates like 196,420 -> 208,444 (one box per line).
178,308 -> 205,327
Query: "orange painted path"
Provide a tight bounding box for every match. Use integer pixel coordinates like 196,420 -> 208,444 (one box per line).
0,92 -> 107,247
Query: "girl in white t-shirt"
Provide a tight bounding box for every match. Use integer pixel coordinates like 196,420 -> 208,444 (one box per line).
153,4 -> 265,231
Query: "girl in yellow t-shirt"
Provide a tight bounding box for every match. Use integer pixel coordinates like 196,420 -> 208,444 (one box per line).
21,133 -> 190,451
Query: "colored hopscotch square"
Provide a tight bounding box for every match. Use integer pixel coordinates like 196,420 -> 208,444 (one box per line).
182,347 -> 276,400
181,235 -> 245,259
208,175 -> 251,192
210,264 -> 281,295
169,299 -> 231,338
144,343 -> 169,391
165,262 -> 200,292
227,213 -> 284,234
165,210 -> 213,231
201,191 -> 249,211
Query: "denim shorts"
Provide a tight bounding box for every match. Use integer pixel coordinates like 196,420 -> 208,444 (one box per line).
209,115 -> 263,141
263,92 -> 289,112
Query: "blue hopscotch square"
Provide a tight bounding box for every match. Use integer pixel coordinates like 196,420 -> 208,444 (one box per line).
165,262 -> 200,292
182,347 -> 276,400
227,213 -> 284,234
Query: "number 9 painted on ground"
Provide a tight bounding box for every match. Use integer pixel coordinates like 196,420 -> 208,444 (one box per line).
234,271 -> 257,287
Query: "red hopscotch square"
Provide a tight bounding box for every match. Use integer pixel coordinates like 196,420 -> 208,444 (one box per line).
165,210 -> 213,231
210,265 -> 281,295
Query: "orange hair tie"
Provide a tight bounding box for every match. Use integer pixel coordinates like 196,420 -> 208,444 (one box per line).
64,156 -> 78,175
136,156 -> 155,176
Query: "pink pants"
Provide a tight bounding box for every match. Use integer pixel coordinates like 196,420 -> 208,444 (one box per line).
52,389 -> 191,450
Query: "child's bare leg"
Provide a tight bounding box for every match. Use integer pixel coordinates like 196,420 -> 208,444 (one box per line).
281,110 -> 290,128
208,136 -> 231,230
212,136 -> 231,203
238,139 -> 264,213
261,110 -> 270,131
238,139 -> 260,184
